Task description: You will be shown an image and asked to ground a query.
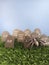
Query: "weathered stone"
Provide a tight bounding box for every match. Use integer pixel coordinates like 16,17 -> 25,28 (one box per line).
42,42 -> 49,46
24,29 -> 32,37
1,31 -> 10,42
31,32 -> 40,39
40,34 -> 49,46
40,34 -> 48,42
12,29 -> 21,39
34,28 -> 41,38
44,42 -> 49,46
5,35 -> 14,48
17,31 -> 25,42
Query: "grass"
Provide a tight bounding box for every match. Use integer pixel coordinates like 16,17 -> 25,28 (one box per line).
0,37 -> 49,65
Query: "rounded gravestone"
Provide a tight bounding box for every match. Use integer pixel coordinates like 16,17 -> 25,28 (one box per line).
40,34 -> 48,42
1,31 -> 10,42
17,31 -> 25,42
34,28 -> 41,38
31,32 -> 41,38
40,34 -> 49,46
31,32 -> 38,38
24,29 -> 32,37
5,35 -> 14,48
12,29 -> 21,39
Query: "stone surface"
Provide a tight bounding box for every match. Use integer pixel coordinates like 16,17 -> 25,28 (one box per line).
12,29 -> 21,39
24,29 -> 32,37
5,35 -> 14,48
1,31 -> 10,42
17,31 -> 25,42
40,34 -> 49,46
31,32 -> 40,39
40,34 -> 48,42
34,28 -> 41,38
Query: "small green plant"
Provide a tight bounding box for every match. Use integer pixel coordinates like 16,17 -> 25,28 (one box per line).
0,36 -> 49,65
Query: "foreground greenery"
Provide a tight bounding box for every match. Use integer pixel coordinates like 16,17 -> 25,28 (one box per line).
0,37 -> 49,65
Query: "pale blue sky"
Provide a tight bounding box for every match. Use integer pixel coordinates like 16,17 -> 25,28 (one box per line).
0,0 -> 49,35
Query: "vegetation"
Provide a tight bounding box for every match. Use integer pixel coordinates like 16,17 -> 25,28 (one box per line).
0,37 -> 49,65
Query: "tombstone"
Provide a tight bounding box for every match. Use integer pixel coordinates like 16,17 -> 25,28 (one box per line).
5,35 -> 14,48
17,31 -> 25,42
41,42 -> 49,46
40,34 -> 48,42
31,32 -> 40,38
24,29 -> 32,37
34,28 -> 41,38
40,34 -> 49,46
12,29 -> 21,39
31,32 -> 37,38
1,31 -> 10,42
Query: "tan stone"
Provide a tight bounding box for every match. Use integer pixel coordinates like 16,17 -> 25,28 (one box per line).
40,34 -> 49,46
12,29 -> 21,39
1,31 -> 10,42
42,42 -> 49,46
31,32 -> 40,38
24,29 -> 31,37
40,34 -> 48,42
5,35 -> 14,48
34,28 -> 41,37
17,31 -> 25,42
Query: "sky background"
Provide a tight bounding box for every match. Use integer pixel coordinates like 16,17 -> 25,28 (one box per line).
0,0 -> 49,35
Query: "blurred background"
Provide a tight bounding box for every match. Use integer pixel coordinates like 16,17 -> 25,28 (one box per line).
0,0 -> 49,35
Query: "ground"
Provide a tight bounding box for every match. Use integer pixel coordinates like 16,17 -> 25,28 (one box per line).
0,36 -> 49,65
